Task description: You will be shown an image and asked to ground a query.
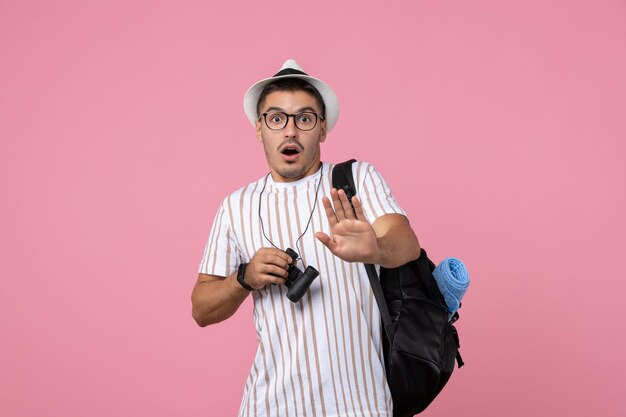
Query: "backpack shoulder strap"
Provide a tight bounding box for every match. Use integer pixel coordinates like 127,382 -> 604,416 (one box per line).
332,160 -> 395,341
332,159 -> 358,202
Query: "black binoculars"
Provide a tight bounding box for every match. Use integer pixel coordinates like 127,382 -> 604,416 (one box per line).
284,248 -> 319,302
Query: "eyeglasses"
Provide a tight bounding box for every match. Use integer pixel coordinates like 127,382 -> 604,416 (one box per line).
260,111 -> 324,131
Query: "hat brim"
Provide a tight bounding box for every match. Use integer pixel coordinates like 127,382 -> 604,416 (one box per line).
243,73 -> 339,132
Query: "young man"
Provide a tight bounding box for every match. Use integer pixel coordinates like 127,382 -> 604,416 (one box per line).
192,59 -> 420,417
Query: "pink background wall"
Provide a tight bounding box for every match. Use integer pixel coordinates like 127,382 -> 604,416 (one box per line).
2,1 -> 625,416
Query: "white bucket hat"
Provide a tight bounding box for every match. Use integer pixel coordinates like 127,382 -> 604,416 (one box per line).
243,59 -> 340,132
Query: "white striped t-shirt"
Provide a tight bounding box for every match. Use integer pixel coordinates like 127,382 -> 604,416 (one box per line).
199,161 -> 406,417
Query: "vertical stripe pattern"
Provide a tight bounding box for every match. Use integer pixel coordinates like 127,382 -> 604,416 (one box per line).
199,162 -> 406,417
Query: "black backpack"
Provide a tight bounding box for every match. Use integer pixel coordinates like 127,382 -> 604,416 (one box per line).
332,160 -> 464,417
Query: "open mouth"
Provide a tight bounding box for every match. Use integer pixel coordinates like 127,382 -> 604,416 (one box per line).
280,145 -> 301,156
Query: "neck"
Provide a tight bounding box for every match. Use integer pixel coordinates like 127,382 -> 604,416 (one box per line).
270,160 -> 322,183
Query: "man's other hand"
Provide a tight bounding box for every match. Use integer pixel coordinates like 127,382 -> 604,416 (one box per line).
245,248 -> 293,289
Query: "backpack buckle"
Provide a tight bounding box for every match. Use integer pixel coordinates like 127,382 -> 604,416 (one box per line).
449,311 -> 460,324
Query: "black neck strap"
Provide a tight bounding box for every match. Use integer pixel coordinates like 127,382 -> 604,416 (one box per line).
258,163 -> 323,264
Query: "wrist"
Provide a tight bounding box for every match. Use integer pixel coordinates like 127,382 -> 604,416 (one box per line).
369,239 -> 390,267
236,263 -> 255,291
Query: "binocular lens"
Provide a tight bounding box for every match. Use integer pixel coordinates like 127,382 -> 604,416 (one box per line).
286,266 -> 319,302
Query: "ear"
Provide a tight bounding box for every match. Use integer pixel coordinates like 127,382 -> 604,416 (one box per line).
319,119 -> 327,143
255,119 -> 263,143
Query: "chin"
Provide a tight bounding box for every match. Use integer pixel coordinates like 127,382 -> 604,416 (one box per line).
277,165 -> 306,180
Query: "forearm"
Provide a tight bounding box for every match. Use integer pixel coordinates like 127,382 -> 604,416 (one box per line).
371,217 -> 421,268
191,272 -> 251,327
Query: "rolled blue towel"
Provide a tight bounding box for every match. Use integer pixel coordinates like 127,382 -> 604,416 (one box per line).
433,257 -> 470,318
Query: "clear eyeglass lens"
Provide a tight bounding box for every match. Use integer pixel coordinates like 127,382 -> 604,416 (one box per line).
265,112 -> 318,131
295,113 -> 316,130
266,112 -> 286,128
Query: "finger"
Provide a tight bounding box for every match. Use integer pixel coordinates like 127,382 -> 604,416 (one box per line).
246,262 -> 288,288
315,231 -> 330,245
315,232 -> 336,252
352,196 -> 367,221
264,264 -> 289,278
261,274 -> 287,285
269,253 -> 292,268
337,189 -> 356,220
322,196 -> 338,227
270,276 -> 287,285
260,249 -> 293,267
330,188 -> 346,221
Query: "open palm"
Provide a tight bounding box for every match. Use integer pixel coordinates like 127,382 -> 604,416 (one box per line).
315,188 -> 378,263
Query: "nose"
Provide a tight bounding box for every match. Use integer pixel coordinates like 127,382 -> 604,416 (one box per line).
283,115 -> 298,137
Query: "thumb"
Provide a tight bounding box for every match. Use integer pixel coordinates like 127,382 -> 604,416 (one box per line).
315,232 -> 333,248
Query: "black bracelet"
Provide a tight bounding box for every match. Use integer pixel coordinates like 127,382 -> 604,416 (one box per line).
237,263 -> 254,291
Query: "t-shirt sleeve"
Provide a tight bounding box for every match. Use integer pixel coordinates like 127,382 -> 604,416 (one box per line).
353,161 -> 406,223
198,201 -> 242,277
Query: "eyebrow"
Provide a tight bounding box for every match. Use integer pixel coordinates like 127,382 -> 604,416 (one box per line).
263,106 -> 319,114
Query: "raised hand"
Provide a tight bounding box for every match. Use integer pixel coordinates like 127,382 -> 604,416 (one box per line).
315,188 -> 379,264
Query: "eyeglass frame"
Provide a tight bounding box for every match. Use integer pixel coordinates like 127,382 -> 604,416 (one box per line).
259,111 -> 325,131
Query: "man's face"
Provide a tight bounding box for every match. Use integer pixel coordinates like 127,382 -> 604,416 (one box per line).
256,90 -> 327,182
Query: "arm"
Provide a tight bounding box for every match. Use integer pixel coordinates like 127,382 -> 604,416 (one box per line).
370,212 -> 421,268
191,248 -> 293,327
315,188 -> 420,268
191,272 -> 250,327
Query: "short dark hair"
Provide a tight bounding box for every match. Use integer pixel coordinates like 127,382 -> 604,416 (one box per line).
256,78 -> 326,119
